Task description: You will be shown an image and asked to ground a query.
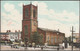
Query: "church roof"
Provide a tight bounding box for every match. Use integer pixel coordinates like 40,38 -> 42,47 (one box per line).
38,27 -> 60,33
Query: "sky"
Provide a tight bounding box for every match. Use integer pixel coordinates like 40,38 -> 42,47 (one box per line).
1,1 -> 79,37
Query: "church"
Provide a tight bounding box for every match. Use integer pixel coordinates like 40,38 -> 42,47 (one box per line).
21,3 -> 65,45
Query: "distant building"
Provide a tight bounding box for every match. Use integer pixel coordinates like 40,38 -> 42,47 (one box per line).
0,32 -> 8,41
0,30 -> 21,42
38,28 -> 65,45
22,3 -> 65,45
6,30 -> 21,42
73,33 -> 79,43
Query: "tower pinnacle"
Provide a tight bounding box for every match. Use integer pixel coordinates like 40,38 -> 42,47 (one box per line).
30,2 -> 32,5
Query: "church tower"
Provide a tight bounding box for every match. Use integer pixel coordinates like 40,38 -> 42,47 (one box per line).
22,3 -> 38,41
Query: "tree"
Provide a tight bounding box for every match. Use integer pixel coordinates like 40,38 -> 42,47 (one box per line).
68,36 -> 72,42
65,36 -> 72,45
30,32 -> 43,45
39,34 -> 43,45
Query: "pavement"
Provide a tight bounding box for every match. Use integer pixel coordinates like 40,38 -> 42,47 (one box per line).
0,45 -> 80,51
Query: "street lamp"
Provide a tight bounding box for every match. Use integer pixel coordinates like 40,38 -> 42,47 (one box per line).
79,15 -> 80,51
57,32 -> 59,45
57,32 -> 59,51
70,26 -> 75,51
0,9 -> 1,33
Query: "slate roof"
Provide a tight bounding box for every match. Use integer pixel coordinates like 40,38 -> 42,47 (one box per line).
38,27 -> 60,33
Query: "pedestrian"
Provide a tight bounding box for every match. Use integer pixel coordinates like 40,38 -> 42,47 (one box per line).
11,44 -> 13,48
62,46 -> 64,50
62,43 -> 64,49
41,46 -> 43,50
57,46 -> 59,51
45,42 -> 47,48
11,45 -> 12,48
32,42 -> 35,49
57,45 -> 59,51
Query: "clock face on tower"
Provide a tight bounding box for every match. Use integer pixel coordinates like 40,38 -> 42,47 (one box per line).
34,21 -> 37,26
25,8 -> 28,18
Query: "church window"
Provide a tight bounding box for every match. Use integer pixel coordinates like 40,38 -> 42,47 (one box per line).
51,37 -> 53,44
34,21 -> 37,26
47,36 -> 49,41
25,8 -> 28,17
58,37 -> 60,42
55,37 -> 57,43
24,25 -> 28,35
60,37 -> 62,42
33,9 -> 36,17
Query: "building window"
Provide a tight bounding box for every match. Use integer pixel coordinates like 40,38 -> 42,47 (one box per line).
58,37 -> 60,42
34,21 -> 37,26
34,22 -> 36,26
11,36 -> 13,39
24,25 -> 28,35
16,36 -> 17,39
33,9 -> 36,17
51,37 -> 53,44
60,37 -> 62,42
48,36 -> 49,41
55,37 -> 57,43
25,8 -> 28,17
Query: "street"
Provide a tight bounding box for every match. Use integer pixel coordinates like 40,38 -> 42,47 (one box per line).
1,45 -> 80,51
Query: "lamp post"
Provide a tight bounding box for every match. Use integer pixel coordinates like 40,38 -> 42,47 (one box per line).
0,2 -> 1,33
57,33 -> 59,45
0,4 -> 1,50
57,32 -> 59,51
79,9 -> 80,51
70,26 -> 75,51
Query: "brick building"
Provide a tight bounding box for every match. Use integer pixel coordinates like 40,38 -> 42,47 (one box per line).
6,30 -> 21,42
38,28 -> 65,45
0,30 -> 21,42
73,33 -> 79,43
0,32 -> 8,41
22,3 -> 65,45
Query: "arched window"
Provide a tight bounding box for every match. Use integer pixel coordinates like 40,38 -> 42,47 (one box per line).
25,8 -> 28,17
33,9 -> 36,17
55,37 -> 57,43
48,36 -> 49,41
51,37 -> 53,44
24,25 -> 28,35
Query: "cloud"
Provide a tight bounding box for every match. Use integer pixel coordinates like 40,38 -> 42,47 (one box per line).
1,2 -> 79,37
32,1 -> 38,6
33,1 -> 79,37
38,18 -> 69,37
38,18 -> 79,37
4,3 -> 15,12
32,1 -> 79,23
18,2 -> 25,7
2,3 -> 22,32
33,1 -> 49,15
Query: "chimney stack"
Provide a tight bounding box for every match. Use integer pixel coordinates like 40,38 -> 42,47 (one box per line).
9,30 -> 11,32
